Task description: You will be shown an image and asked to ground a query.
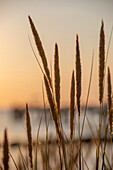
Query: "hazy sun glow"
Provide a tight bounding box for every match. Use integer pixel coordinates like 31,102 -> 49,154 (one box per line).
0,0 -> 113,109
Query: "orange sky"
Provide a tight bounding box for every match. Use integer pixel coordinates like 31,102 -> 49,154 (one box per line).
0,0 -> 113,109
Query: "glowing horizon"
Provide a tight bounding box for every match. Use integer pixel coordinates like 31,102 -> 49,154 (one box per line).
0,0 -> 113,109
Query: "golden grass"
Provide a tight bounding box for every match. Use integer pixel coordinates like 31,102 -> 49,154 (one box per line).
99,20 -> 105,104
3,129 -> 9,170
96,20 -> 105,170
26,103 -> 33,169
54,43 -> 60,115
44,75 -> 61,141
44,74 -> 68,170
70,70 -> 75,170
107,67 -> 113,135
76,34 -> 81,116
70,70 -> 75,141
28,16 -> 52,89
75,34 -> 82,170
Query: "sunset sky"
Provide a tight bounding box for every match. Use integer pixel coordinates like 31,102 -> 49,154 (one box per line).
0,0 -> 113,109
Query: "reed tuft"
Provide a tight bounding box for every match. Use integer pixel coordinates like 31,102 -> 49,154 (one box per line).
76,34 -> 82,170
28,16 -> 52,89
70,70 -> 75,170
70,70 -> 75,141
26,103 -> 33,169
3,128 -> 9,170
44,74 -> 68,170
54,43 -> 60,115
44,74 -> 61,143
107,67 -> 113,135
76,34 -> 81,116
99,20 -> 105,104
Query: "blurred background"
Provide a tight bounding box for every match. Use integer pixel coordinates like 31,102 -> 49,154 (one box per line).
0,0 -> 113,109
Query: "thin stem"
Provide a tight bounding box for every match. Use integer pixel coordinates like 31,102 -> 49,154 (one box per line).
78,115 -> 81,170
81,51 -> 94,139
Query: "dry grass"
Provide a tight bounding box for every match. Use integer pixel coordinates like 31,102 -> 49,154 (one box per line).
54,43 -> 60,116
75,34 -> 82,170
70,70 -> 75,170
99,20 -> 105,104
28,16 -> 52,89
44,74 -> 61,143
107,67 -> 113,135
26,103 -> 33,169
3,129 -> 9,170
96,20 -> 105,170
70,70 -> 75,141
76,35 -> 81,117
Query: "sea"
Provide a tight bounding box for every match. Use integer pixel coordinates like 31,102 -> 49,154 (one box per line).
0,107 -> 112,169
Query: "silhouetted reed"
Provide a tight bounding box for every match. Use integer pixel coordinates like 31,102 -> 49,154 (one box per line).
26,103 -> 33,169
3,129 -> 9,170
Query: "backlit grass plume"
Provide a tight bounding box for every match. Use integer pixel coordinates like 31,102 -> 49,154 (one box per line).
99,20 -> 105,104
28,16 -> 52,89
70,70 -> 75,170
26,103 -> 33,169
54,43 -> 60,115
76,34 -> 81,116
3,128 -> 9,170
107,67 -> 113,135
44,74 -> 61,142
76,34 -> 82,170
70,70 -> 75,141
44,74 -> 68,170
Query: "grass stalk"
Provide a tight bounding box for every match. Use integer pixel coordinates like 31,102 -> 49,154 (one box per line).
9,153 -> 19,170
96,20 -> 105,170
76,34 -> 82,170
18,145 -> 28,170
34,113 -> 43,170
28,16 -> 52,89
54,43 -> 60,115
81,51 -> 94,139
42,82 -> 48,170
102,124 -> 108,170
3,129 -> 9,170
107,67 -> 113,135
26,104 -> 33,169
70,70 -> 75,170
44,74 -> 68,170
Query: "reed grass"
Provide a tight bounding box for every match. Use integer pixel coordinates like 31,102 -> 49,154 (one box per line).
26,103 -> 33,169
54,43 -> 60,115
42,82 -> 49,170
28,16 -> 52,89
44,74 -> 61,142
107,67 -> 113,135
3,129 -> 9,170
28,19 -> 69,169
76,34 -> 81,117
96,20 -> 105,170
76,34 -> 82,170
70,70 -> 75,141
44,71 -> 68,170
70,70 -> 75,170
99,20 -> 105,104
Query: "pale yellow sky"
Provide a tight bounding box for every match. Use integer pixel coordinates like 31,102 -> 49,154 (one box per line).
0,0 -> 113,109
